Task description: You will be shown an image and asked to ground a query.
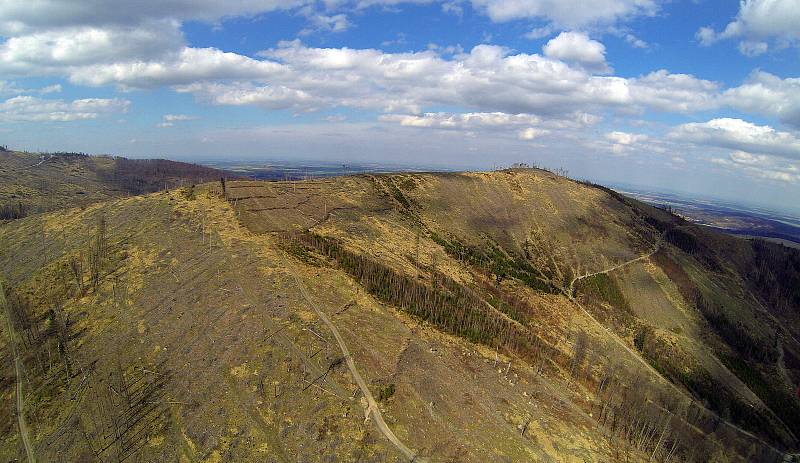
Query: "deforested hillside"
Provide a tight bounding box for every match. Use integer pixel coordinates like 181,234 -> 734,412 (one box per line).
0,150 -> 237,219
1,168 -> 797,462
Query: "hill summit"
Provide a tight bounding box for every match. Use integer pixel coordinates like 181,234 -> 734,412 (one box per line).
2,161 -> 799,462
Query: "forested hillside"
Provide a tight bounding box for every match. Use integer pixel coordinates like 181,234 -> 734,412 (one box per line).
0,150 -> 237,219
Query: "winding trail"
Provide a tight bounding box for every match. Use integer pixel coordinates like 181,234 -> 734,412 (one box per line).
279,249 -> 425,462
568,235 -> 663,297
565,239 -> 785,456
1,281 -> 37,463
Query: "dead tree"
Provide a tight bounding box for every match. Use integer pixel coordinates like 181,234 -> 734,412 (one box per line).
70,253 -> 84,295
88,215 -> 108,291
570,330 -> 588,379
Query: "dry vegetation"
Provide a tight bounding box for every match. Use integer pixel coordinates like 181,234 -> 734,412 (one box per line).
1,163 -> 798,462
0,150 -> 235,220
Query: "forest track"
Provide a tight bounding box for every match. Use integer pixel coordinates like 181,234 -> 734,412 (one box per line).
565,241 -> 785,455
278,248 -> 425,462
1,281 -> 37,463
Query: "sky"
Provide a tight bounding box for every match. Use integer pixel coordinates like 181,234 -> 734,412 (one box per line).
0,0 -> 799,213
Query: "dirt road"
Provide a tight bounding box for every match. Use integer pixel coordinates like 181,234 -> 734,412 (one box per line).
565,244 -> 785,455
280,253 -> 425,462
1,281 -> 37,463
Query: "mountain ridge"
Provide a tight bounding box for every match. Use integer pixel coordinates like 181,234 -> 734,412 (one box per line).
1,162 -> 798,462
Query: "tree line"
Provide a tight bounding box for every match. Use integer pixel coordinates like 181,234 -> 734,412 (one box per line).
101,158 -> 235,196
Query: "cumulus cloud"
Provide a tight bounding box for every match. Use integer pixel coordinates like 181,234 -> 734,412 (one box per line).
176,82 -> 315,111
0,20 -> 184,76
0,81 -> 23,96
524,25 -> 553,39
697,0 -> 800,55
94,41 -> 717,120
669,118 -> 800,161
604,130 -> 649,154
623,33 -> 647,49
0,0 -> 340,78
380,112 -> 542,129
0,0 -> 726,124
627,70 -> 720,112
469,0 -> 659,28
68,47 -> 284,88
724,71 -> 800,129
298,6 -> 351,35
0,0 -> 303,33
379,111 -> 596,133
605,130 -> 648,145
712,151 -> 800,183
543,31 -> 610,73
518,127 -> 548,140
0,81 -> 62,96
737,40 -> 768,56
0,95 -> 129,122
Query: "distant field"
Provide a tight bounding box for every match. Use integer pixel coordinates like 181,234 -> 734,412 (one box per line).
204,159 -> 452,181
613,185 -> 800,246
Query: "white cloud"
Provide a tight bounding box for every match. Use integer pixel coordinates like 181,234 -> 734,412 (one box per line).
605,130 -> 648,145
158,113 -> 198,127
298,7 -> 351,35
0,81 -> 24,96
0,20 -> 184,76
669,118 -> 800,161
628,70 -> 720,112
39,84 -> 62,94
153,42 -> 716,118
518,127 -> 548,140
0,81 -> 62,96
697,0 -> 800,54
68,47 -> 284,88
0,0 -> 339,80
163,114 -> 198,122
524,25 -> 553,39
542,31 -> 610,73
0,1 -> 304,33
712,151 -> 800,183
380,112 -> 552,141
623,33 -> 647,49
737,40 -> 768,56
380,111 -> 596,135
695,26 -> 718,46
176,82 -> 315,111
469,0 -> 659,28
604,130 -> 649,155
0,0 -> 725,124
724,71 -> 800,129
381,112 -> 541,128
0,95 -> 129,122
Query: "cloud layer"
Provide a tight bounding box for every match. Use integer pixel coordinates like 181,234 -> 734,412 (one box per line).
0,96 -> 129,122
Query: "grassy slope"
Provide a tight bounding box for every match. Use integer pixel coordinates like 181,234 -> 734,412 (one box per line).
228,170 -> 795,458
0,184 -> 626,463
1,167 -> 797,461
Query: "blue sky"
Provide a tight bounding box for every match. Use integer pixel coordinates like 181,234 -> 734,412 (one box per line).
1,0 -> 799,213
